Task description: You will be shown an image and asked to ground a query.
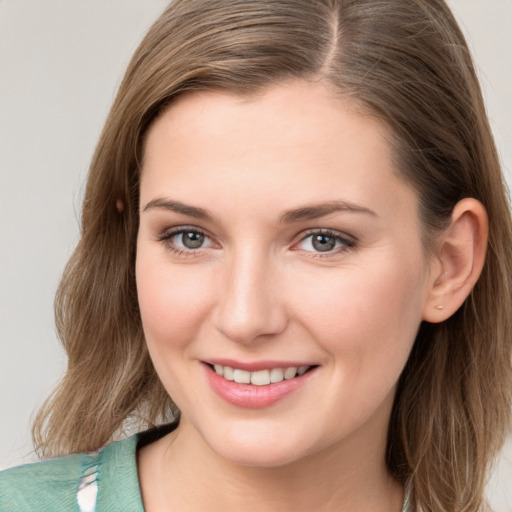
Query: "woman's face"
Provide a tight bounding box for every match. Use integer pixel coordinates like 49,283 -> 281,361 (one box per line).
136,81 -> 435,467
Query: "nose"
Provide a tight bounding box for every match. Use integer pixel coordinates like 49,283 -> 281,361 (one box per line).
214,248 -> 288,344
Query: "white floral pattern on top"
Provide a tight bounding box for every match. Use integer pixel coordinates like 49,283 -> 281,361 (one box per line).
76,452 -> 101,512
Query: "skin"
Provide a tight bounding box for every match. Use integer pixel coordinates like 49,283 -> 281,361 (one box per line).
135,81 -> 485,511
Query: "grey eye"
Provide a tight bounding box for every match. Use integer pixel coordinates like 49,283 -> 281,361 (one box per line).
296,230 -> 355,254
311,234 -> 336,252
180,231 -> 205,249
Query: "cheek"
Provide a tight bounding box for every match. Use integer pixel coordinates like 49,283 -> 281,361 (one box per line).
135,251 -> 213,349
291,256 -> 427,369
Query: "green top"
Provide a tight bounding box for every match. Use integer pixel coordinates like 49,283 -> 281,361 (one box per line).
0,423 -> 412,511
0,424 -> 176,512
1,434 -> 143,512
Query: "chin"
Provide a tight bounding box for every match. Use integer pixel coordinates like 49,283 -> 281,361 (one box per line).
213,441 -> 305,468
200,420 -> 320,468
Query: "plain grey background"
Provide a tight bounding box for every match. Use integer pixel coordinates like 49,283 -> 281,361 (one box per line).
1,1 -> 511,509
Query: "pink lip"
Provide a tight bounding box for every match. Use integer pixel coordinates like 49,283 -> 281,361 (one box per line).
203,363 -> 317,409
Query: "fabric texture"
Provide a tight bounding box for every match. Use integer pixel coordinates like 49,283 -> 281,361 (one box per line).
0,423 -> 177,512
0,434 -> 143,512
0,423 -> 412,511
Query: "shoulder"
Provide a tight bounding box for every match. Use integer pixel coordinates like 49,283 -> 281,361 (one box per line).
0,452 -> 84,511
0,424 -> 177,512
0,435 -> 140,512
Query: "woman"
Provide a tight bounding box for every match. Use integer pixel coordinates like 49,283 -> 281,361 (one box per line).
1,0 -> 511,511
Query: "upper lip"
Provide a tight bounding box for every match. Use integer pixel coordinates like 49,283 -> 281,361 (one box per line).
203,358 -> 317,372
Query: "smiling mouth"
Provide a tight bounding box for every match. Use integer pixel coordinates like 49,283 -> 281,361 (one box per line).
208,364 -> 315,386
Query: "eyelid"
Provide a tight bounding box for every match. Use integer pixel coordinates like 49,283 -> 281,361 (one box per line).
157,225 -> 218,255
155,225 -> 356,257
292,228 -> 357,255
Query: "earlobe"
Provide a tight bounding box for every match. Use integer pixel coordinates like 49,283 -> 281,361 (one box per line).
422,198 -> 488,323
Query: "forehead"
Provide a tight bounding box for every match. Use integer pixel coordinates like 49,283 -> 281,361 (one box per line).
146,82 -> 380,154
140,81 -> 418,223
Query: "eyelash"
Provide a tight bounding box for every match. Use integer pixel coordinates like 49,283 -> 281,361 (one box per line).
295,229 -> 357,258
156,227 -> 357,258
157,226 -> 214,257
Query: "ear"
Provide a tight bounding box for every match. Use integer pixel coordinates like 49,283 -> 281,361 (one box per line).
422,198 -> 488,323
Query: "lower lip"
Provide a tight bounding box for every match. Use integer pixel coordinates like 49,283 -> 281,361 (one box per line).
204,364 -> 316,409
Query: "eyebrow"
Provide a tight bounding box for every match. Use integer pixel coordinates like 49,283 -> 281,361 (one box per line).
278,200 -> 377,223
142,198 -> 377,223
143,199 -> 214,221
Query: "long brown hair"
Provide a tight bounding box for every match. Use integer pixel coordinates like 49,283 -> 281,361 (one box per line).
33,1 -> 512,510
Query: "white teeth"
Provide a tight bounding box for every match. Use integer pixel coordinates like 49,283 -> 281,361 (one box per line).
297,365 -> 309,376
284,367 -> 297,380
223,366 -> 234,381
212,364 -> 310,385
233,369 -> 251,384
270,368 -> 284,383
250,370 -> 271,386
